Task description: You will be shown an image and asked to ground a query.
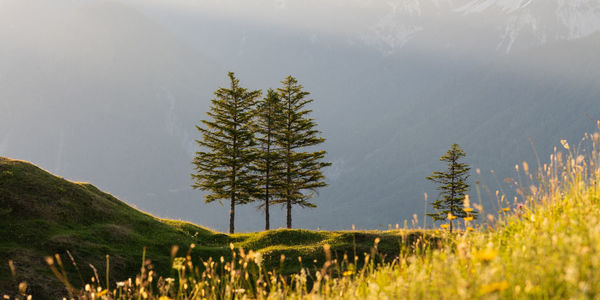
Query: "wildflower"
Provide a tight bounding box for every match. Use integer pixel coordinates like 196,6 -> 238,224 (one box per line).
343,270 -> 355,277
159,297 -> 172,300
480,281 -> 509,294
502,207 -> 510,212
18,282 -> 27,294
463,208 -> 474,213
516,203 -> 524,209
172,257 -> 186,271
475,249 -> 498,262
448,213 -> 457,220
561,140 -> 569,150
466,227 -> 475,232
253,252 -> 263,266
440,224 -> 449,229
530,185 -> 538,195
464,216 -> 474,222
97,290 -> 108,296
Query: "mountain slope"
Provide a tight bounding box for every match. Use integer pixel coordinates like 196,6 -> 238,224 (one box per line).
298,32 -> 600,229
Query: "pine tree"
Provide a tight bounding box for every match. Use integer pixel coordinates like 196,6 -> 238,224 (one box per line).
275,76 -> 331,229
252,89 -> 284,230
426,143 -> 477,232
192,72 -> 261,234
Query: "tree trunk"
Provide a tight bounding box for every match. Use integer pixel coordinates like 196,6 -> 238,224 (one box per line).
229,196 -> 235,234
286,199 -> 292,229
265,188 -> 270,230
265,133 -> 271,230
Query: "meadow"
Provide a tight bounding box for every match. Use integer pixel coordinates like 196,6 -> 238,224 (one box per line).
0,157 -> 427,298
4,127 -> 600,299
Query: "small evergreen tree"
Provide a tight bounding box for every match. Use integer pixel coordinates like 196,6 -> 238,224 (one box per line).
275,76 -> 331,229
426,143 -> 476,232
192,72 -> 261,234
252,89 -> 284,230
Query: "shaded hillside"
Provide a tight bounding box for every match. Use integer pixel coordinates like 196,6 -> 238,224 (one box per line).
0,157 -> 217,297
0,157 -> 424,298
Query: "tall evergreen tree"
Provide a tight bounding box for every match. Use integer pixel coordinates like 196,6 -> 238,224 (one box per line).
192,72 -> 261,234
276,76 -> 331,229
426,143 -> 477,232
252,89 -> 284,230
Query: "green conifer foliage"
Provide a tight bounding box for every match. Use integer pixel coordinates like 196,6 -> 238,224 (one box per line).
276,76 -> 331,229
192,72 -> 261,234
252,89 -> 284,230
426,144 -> 477,232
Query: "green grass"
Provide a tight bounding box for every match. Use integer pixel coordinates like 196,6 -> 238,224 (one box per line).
0,157 -> 427,299
14,130 -> 600,299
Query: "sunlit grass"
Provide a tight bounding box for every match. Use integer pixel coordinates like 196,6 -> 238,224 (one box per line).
7,127 -> 600,299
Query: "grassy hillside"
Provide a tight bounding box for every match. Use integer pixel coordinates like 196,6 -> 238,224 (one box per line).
17,130 -> 600,299
0,157 -> 425,298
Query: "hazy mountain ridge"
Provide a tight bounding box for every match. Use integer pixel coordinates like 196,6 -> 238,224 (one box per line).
359,0 -> 600,54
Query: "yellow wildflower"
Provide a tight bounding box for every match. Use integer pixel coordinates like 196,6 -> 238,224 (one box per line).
463,208 -> 474,212
475,248 -> 498,262
448,213 -> 457,220
464,216 -> 474,222
440,224 -> 449,229
502,207 -> 511,212
480,281 -> 509,294
172,257 -> 186,271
